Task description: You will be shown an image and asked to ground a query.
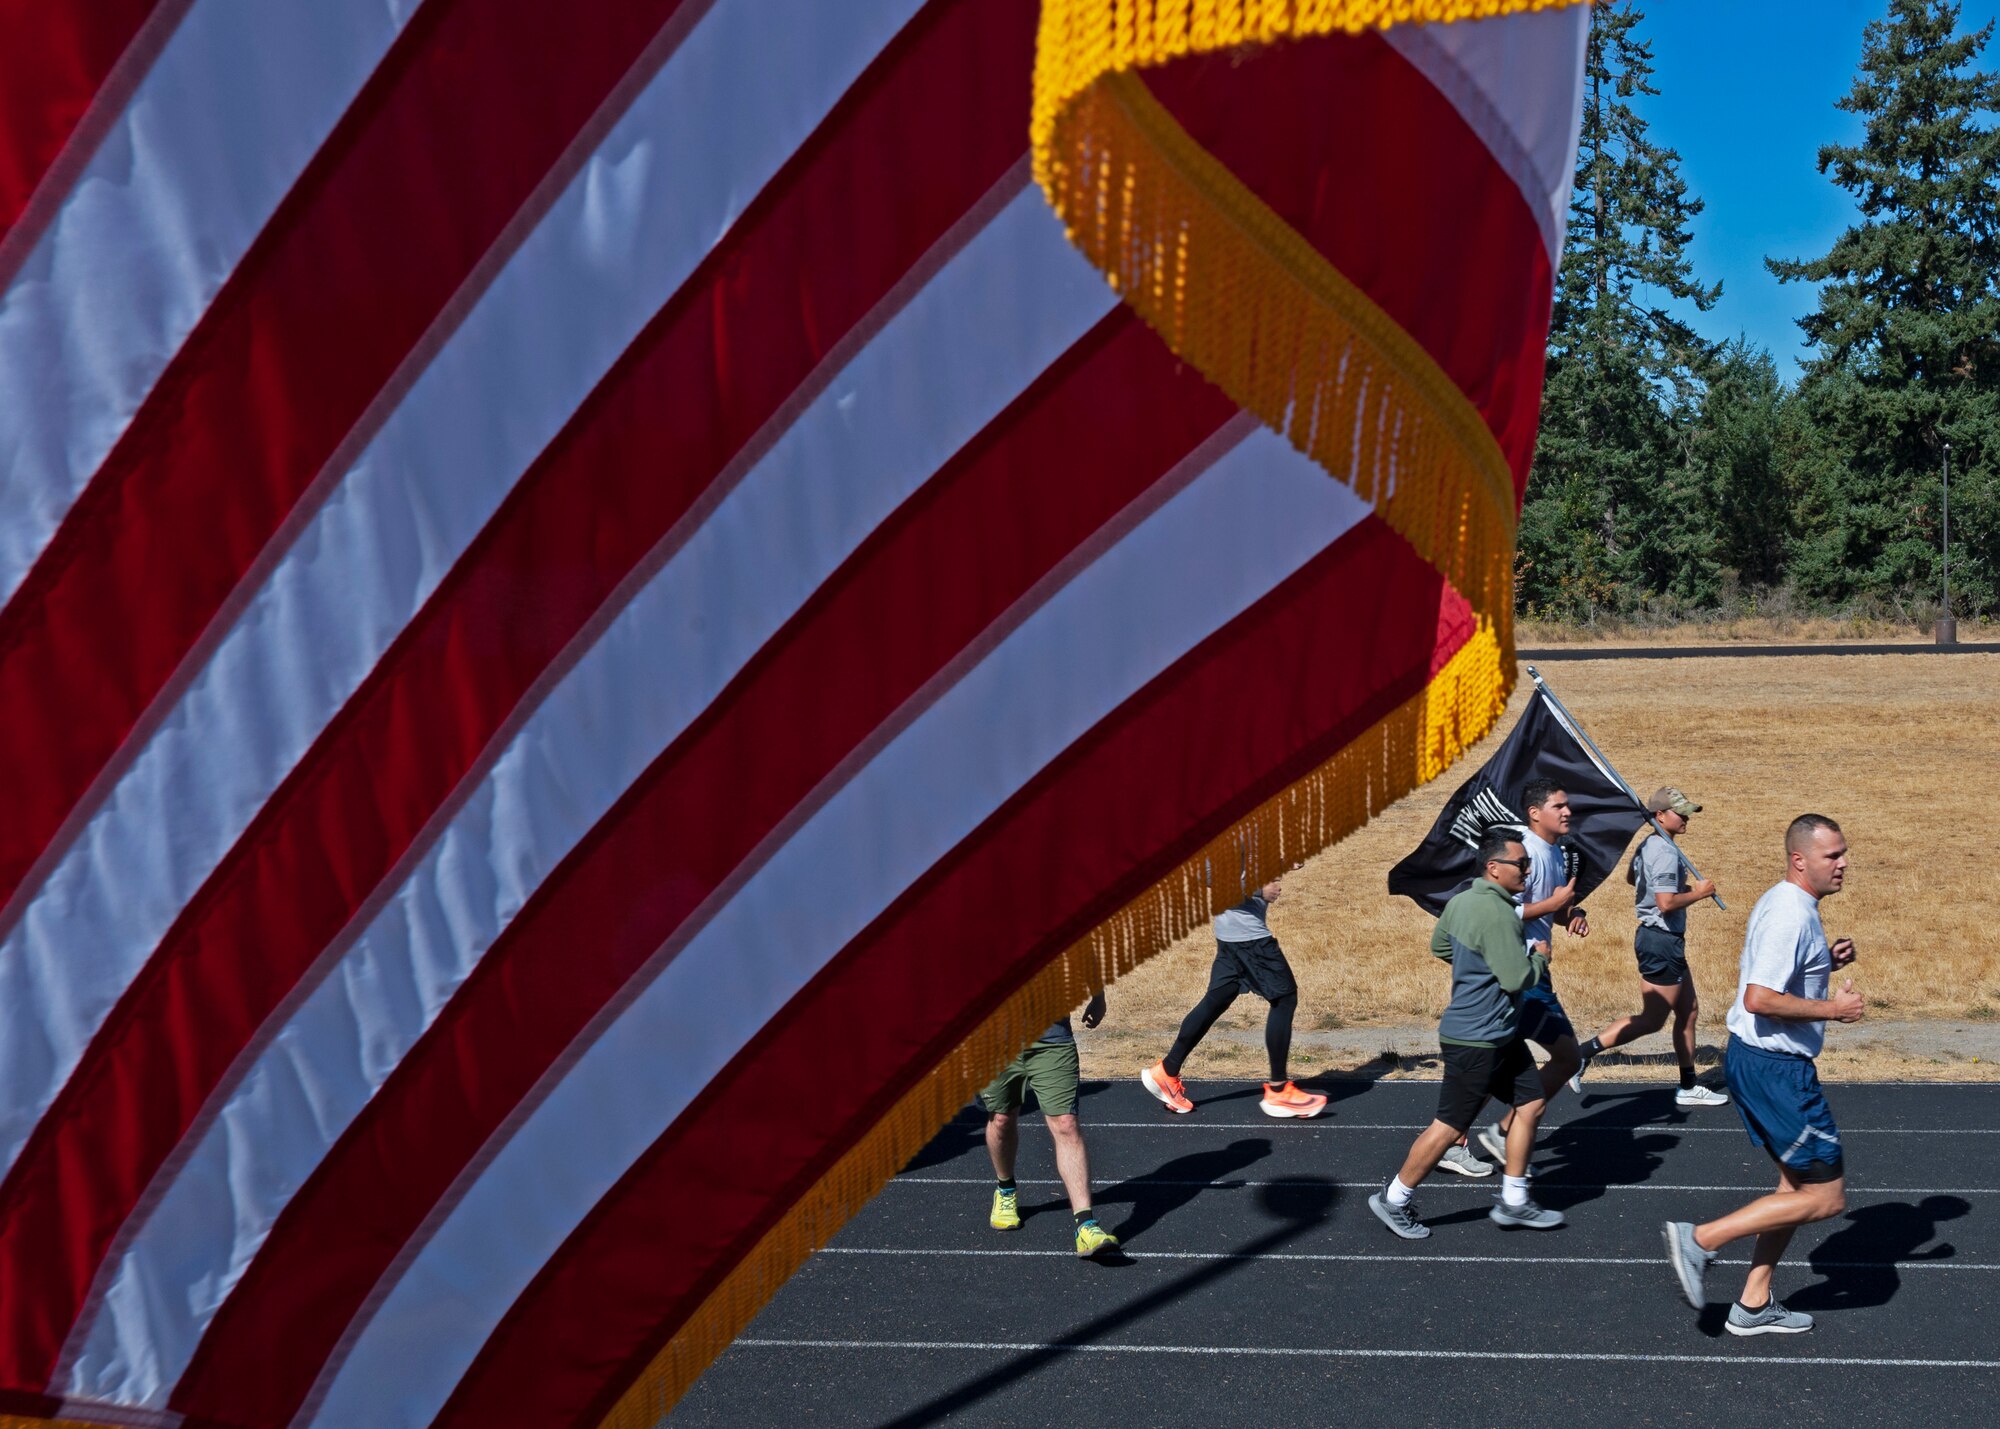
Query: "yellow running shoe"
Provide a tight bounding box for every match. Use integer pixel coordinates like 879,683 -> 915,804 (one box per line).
1073,1220 -> 1119,1258
990,1186 -> 1021,1231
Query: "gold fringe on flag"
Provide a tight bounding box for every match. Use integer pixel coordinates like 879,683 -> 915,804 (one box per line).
603,623 -> 1507,1428
1037,67 -> 1532,643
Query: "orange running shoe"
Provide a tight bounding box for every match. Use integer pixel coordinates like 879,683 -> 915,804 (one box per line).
1260,1080 -> 1328,1119
1140,1061 -> 1194,1114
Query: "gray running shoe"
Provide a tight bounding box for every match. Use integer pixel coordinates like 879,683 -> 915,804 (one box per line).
1662,1220 -> 1715,1308
1488,1197 -> 1564,1230
1676,1083 -> 1730,1107
1475,1119 -> 1508,1165
1437,1142 -> 1494,1177
1726,1299 -> 1814,1336
1567,1058 -> 1591,1094
1368,1191 -> 1431,1240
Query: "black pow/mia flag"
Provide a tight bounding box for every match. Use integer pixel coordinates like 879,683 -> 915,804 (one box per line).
1387,688 -> 1648,916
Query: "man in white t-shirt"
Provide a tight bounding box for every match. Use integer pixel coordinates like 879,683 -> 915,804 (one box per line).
1662,814 -> 1862,1336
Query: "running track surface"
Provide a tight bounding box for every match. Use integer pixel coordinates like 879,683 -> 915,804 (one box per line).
670,1079 -> 2000,1426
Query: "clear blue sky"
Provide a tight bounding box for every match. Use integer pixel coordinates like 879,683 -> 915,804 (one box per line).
1635,0 -> 2000,376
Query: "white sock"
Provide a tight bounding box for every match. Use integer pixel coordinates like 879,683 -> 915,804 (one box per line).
1502,1174 -> 1531,1207
1385,1176 -> 1415,1207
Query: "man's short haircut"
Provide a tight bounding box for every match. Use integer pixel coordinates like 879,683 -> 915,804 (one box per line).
1520,778 -> 1562,813
1785,813 -> 1842,856
1477,830 -> 1524,868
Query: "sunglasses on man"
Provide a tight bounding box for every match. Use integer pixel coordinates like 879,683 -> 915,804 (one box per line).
1489,856 -> 1531,872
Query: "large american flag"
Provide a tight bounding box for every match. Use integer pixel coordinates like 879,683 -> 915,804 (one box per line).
0,2 -> 1585,1424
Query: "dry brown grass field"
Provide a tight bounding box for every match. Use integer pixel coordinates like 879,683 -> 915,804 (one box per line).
1081,650 -> 2000,1083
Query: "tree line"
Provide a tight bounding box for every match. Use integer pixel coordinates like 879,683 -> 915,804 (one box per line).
1519,0 -> 2000,625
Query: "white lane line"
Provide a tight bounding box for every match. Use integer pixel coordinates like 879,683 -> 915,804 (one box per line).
890,1176 -> 2000,1195
1068,1080 -> 2000,1089
818,1247 -> 1990,1272
732,1338 -> 2000,1369
1003,1122 -> 1992,1134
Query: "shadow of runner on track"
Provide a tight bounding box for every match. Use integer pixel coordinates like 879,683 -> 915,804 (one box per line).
1093,1136 -> 1272,1244
899,1111 -> 986,1174
877,1176 -> 1339,1429
1529,1085 -> 1686,1212
1788,1196 -> 1973,1313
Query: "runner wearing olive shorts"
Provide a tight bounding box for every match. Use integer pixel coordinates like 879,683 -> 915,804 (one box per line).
983,991 -> 1119,1257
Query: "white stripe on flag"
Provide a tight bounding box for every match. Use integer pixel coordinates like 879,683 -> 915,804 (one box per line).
0,0 -> 427,609
303,424 -> 1371,1429
0,0 -> 928,1198
57,180 -> 1110,1409
1384,4 -> 1587,262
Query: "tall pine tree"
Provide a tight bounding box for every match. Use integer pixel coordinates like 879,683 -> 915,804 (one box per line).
1520,0 -> 1722,620
1770,0 -> 2000,615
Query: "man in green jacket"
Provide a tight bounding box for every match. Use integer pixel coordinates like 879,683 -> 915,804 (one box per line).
1369,831 -> 1566,1239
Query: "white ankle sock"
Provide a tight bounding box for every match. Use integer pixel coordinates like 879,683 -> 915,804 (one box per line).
1385,1176 -> 1415,1207
1502,1174 -> 1531,1207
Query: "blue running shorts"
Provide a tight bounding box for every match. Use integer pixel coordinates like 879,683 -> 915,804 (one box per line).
1725,1034 -> 1843,1182
1517,980 -> 1575,1048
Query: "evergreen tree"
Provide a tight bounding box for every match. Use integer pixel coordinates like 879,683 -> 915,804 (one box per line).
1520,0 -> 1723,620
1769,0 -> 2000,615
1691,341 -> 1790,591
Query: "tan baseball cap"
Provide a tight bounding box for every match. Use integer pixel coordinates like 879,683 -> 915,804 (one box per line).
1646,786 -> 1702,817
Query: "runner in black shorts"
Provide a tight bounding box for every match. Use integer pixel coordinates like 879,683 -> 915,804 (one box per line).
1370,833 -> 1565,1239
1142,875 -> 1327,1119
1573,787 -> 1726,1105
1477,780 -> 1588,1165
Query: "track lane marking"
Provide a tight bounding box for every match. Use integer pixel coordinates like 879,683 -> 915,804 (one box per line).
890,1175 -> 2000,1194
976,1122 -> 2000,1133
817,1246 -> 1993,1271
730,1338 -> 2000,1368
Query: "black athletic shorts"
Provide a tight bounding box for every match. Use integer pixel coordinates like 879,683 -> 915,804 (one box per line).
1634,926 -> 1689,986
1436,1039 -> 1543,1134
1207,936 -> 1297,1001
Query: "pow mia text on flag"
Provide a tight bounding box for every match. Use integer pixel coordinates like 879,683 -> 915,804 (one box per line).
1389,689 -> 1649,917
1448,786 -> 1525,850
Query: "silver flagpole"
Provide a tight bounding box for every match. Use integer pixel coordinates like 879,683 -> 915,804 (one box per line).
1523,664 -> 1725,912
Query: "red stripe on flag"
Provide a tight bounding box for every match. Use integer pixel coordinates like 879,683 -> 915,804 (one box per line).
0,0 -> 699,921
0,0 -> 173,258
1146,27 -> 1554,489
439,519 -> 1472,1428
0,0 -> 1035,1394
171,311 -> 1240,1426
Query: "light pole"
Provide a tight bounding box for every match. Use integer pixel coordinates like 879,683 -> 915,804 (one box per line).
1937,436 -> 1956,645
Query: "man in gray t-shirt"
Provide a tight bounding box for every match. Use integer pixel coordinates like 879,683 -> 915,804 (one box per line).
1572,786 -> 1725,1107
1635,830 -> 1689,936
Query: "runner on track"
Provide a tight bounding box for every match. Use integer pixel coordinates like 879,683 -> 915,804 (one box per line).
1663,814 -> 1861,1334
984,991 -> 1120,1258
1141,874 -> 1328,1120
1370,831 -> 1565,1239
1476,780 -> 1587,1166
1571,786 -> 1728,1105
